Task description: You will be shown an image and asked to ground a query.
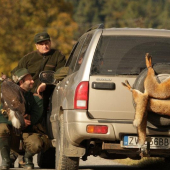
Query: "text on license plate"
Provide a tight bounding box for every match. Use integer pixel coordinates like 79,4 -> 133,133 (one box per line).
123,136 -> 170,149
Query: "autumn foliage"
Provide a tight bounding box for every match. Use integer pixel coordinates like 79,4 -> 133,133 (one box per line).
0,0 -> 77,76
1,0 -> 170,76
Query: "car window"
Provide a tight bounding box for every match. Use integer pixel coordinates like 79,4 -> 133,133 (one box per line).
65,42 -> 78,67
91,35 -> 170,75
74,33 -> 93,72
67,34 -> 87,75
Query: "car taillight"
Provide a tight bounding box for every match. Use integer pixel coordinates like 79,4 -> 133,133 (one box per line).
74,81 -> 89,109
86,125 -> 108,134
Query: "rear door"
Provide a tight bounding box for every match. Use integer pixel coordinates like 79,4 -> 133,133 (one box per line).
89,75 -> 136,119
88,34 -> 170,119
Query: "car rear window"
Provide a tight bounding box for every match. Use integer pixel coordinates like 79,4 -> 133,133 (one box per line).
91,35 -> 170,75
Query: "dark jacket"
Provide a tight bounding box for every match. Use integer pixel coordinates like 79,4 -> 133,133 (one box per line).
11,49 -> 66,93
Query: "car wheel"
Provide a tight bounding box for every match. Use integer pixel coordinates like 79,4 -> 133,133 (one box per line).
46,99 -> 54,139
133,63 -> 170,127
55,111 -> 79,170
37,147 -> 55,168
37,98 -> 55,168
164,156 -> 170,163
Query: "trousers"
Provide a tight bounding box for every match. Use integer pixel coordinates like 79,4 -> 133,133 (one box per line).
0,123 -> 51,155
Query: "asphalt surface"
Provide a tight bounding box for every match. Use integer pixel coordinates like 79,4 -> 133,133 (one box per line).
0,154 -> 134,170
0,154 -> 156,170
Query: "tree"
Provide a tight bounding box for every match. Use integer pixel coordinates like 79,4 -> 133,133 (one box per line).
70,0 -> 105,37
0,0 -> 77,76
102,0 -> 167,29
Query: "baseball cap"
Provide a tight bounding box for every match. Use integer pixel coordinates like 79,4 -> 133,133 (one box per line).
34,32 -> 50,44
12,68 -> 30,83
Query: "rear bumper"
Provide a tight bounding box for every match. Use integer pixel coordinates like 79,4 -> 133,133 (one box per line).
64,110 -> 135,146
64,110 -> 170,146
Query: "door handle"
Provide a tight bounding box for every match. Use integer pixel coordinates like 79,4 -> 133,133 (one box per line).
92,82 -> 115,90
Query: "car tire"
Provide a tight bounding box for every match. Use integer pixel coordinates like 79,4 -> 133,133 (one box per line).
55,111 -> 79,170
133,63 -> 170,127
46,99 -> 54,139
37,98 -> 55,168
37,148 -> 55,169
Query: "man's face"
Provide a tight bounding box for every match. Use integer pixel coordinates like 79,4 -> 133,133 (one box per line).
35,40 -> 51,54
20,74 -> 34,91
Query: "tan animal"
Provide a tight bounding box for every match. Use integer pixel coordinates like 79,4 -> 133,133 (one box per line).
122,53 -> 170,146
144,53 -> 170,99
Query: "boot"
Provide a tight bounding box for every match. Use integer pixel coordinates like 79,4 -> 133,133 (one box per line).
23,151 -> 34,169
0,137 -> 10,170
18,155 -> 25,168
9,150 -> 18,168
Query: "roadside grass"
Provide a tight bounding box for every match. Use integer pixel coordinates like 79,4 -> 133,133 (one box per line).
115,157 -> 170,169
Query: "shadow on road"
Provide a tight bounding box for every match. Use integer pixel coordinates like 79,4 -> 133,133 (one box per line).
79,165 -> 151,170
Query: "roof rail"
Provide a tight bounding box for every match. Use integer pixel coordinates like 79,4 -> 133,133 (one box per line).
86,23 -> 104,32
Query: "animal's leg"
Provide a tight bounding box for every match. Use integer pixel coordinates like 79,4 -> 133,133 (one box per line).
149,98 -> 170,116
121,80 -> 132,91
122,80 -> 148,127
144,53 -> 160,98
137,111 -> 147,146
145,53 -> 152,68
122,80 -> 148,146
144,65 -> 170,99
133,90 -> 148,127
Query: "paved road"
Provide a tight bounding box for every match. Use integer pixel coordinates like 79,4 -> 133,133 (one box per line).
0,154 -> 134,170
79,156 -> 137,170
0,154 -> 153,170
79,156 -> 152,170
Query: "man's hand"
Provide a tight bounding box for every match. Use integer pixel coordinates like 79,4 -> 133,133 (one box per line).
24,114 -> 31,127
37,83 -> 46,94
33,93 -> 43,99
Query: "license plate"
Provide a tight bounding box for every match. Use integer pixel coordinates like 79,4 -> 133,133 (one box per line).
122,136 -> 170,149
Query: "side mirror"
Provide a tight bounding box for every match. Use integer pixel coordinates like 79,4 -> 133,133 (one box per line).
39,71 -> 55,84
39,67 -> 69,84
54,67 -> 69,81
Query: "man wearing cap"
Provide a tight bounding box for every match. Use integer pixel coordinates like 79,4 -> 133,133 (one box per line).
0,68 -> 50,170
11,32 -> 66,157
12,32 -> 66,94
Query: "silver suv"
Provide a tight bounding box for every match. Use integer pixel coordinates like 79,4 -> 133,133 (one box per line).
39,24 -> 170,170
